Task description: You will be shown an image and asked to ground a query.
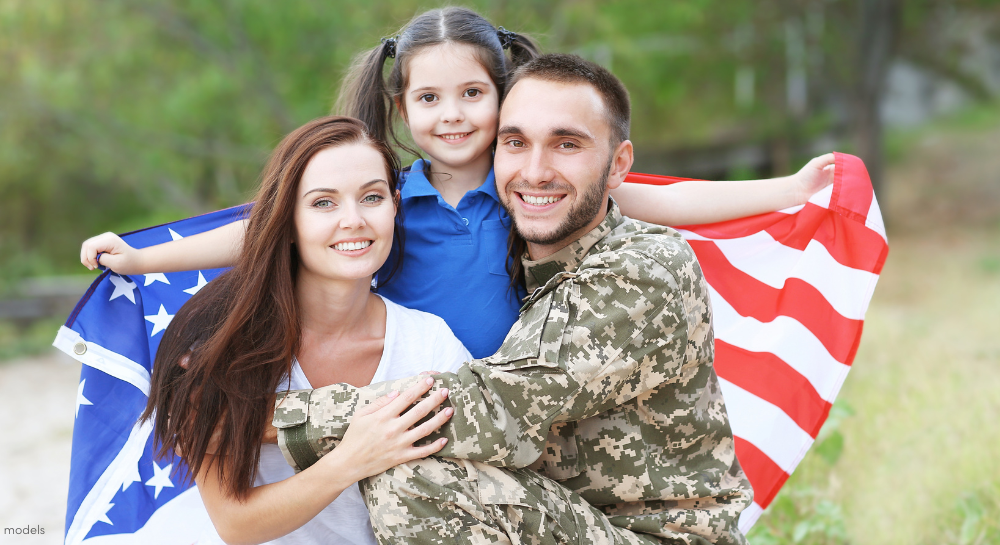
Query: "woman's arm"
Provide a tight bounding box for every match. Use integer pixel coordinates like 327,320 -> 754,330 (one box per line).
200,378 -> 451,545
612,153 -> 835,226
80,220 -> 247,274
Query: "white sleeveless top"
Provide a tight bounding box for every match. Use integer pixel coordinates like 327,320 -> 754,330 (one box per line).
202,296 -> 471,544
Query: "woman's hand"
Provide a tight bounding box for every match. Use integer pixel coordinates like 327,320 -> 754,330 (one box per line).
793,153 -> 836,204
330,377 -> 452,482
80,232 -> 144,274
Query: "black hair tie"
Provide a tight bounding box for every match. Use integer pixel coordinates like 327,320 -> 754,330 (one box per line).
497,27 -> 516,50
381,36 -> 398,58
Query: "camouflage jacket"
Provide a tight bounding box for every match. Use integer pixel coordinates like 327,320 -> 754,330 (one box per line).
274,201 -> 752,544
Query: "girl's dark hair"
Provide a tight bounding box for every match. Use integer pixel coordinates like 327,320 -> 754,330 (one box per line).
336,6 -> 539,157
141,116 -> 402,500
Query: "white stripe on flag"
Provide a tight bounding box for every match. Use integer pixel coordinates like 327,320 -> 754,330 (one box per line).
680,231 -> 878,321
80,487 -> 215,545
720,378 -> 814,473
737,502 -> 765,535
709,286 -> 852,400
867,195 -> 887,241
54,326 -> 151,395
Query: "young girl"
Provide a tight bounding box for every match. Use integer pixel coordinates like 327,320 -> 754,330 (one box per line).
81,5 -> 833,359
144,116 -> 466,545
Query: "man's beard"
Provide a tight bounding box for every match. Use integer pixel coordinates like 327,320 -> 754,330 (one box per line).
503,155 -> 613,246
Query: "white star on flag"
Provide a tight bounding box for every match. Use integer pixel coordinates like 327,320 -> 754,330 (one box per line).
145,462 -> 175,500
96,502 -> 114,525
76,380 -> 93,418
143,273 -> 170,286
183,272 -> 209,296
144,305 -> 174,336
168,228 -> 183,241
122,460 -> 142,491
108,275 -> 137,304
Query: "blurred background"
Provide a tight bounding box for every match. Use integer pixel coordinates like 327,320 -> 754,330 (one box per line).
0,0 -> 998,543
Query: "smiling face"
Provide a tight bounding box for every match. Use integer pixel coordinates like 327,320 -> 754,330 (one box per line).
401,42 -> 499,171
293,143 -> 397,285
494,78 -> 633,259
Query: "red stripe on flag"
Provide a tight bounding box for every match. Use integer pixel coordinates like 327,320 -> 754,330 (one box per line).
623,172 -> 699,185
679,205 -> 887,274
830,153 -> 874,224
689,240 -> 865,363
734,436 -> 790,509
715,341 -> 833,438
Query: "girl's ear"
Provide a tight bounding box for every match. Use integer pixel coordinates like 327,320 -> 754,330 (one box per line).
395,97 -> 408,126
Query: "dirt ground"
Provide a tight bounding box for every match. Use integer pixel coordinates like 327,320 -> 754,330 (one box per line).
0,351 -> 80,543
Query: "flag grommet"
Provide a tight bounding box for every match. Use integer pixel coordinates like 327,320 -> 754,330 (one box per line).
73,342 -> 87,355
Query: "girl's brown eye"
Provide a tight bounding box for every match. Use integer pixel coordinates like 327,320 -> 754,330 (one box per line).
465,89 -> 480,98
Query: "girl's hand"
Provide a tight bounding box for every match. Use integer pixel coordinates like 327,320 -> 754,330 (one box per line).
80,232 -> 144,274
793,153 -> 836,204
332,377 -> 453,482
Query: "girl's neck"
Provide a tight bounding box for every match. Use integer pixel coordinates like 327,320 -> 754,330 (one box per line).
426,149 -> 493,208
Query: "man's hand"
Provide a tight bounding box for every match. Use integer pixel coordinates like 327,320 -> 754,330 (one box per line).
793,153 -> 836,204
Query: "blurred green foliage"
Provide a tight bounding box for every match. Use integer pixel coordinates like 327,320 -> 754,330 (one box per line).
2,0 -> 997,283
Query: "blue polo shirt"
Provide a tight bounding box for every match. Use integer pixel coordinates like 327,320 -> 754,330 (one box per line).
377,160 -> 526,358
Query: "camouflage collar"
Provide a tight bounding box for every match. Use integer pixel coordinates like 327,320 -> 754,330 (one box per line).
522,198 -> 623,293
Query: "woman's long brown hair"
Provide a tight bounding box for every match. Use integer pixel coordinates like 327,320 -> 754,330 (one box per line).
141,116 -> 401,499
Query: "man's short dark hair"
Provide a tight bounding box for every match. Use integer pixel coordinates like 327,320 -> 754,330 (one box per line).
503,53 -> 631,145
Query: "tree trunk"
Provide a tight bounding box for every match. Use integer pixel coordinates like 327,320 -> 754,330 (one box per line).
853,0 -> 901,201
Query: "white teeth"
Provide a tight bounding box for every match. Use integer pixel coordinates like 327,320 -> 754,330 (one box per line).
440,133 -> 470,140
521,194 -> 563,205
333,240 -> 372,251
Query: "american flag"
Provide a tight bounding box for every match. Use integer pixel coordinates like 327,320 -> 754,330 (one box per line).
628,152 -> 888,530
54,204 -> 250,544
54,152 -> 885,541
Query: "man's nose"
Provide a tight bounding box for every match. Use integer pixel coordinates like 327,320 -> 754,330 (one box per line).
521,147 -> 555,185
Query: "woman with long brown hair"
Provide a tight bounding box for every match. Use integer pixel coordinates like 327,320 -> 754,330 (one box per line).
142,116 -> 469,545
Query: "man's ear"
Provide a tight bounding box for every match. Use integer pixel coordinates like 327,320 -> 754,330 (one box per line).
606,140 -> 634,190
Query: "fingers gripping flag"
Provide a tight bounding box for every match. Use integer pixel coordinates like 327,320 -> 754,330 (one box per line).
54,205 -> 249,545
628,153 -> 888,531
54,153 -> 886,541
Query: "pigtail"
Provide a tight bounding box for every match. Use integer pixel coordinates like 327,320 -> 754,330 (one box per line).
506,32 -> 540,72
335,41 -> 395,144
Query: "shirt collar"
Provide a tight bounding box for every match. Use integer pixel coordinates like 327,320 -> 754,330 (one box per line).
399,159 -> 501,204
522,198 -> 623,292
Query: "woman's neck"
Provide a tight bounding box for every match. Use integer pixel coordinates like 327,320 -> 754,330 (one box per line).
427,149 -> 493,208
294,273 -> 380,340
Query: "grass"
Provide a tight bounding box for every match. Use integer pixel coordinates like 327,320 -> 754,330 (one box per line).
0,316 -> 66,362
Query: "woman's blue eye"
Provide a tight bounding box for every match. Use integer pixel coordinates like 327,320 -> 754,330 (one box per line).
313,198 -> 333,208
362,194 -> 385,204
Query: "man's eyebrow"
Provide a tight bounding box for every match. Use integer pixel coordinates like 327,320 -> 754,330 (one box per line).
497,125 -> 523,138
552,127 -> 594,140
302,179 -> 387,197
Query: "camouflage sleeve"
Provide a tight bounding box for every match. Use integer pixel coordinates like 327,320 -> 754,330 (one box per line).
275,244 -> 697,472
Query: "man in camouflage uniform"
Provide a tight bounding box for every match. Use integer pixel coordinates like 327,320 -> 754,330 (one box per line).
272,54 -> 752,544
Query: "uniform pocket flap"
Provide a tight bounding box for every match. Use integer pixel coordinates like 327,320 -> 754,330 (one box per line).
272,390 -> 310,429
480,291 -> 554,368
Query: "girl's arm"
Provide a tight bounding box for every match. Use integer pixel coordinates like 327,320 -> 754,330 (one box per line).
199,378 -> 451,545
80,219 -> 247,275
612,153 -> 835,226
